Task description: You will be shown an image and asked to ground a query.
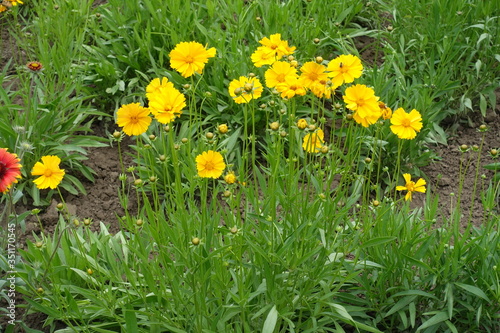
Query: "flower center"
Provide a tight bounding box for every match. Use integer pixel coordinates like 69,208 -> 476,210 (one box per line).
401,118 -> 411,127
276,74 -> 285,82
204,161 -> 215,170
130,115 -> 139,124
406,181 -> 415,192
185,55 -> 194,64
0,161 -> 6,179
44,169 -> 53,177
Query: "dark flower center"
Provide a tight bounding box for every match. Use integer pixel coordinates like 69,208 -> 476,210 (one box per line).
0,161 -> 6,179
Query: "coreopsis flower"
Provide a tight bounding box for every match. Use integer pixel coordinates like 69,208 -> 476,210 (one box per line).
258,33 -> 296,58
343,84 -> 380,118
251,46 -> 277,67
228,76 -> 263,104
196,150 -> 226,179
353,110 -> 381,128
148,85 -> 186,124
218,124 -> 229,134
116,103 -> 152,136
396,173 -> 426,201
390,108 -> 423,140
297,119 -> 308,130
299,62 -> 328,90
224,171 -> 237,184
264,61 -> 297,89
276,76 -> 307,99
146,77 -> 174,100
302,129 -> 325,153
0,148 -> 22,193
379,102 -> 392,120
169,41 -> 216,78
327,54 -> 363,88
3,0 -> 23,7
309,79 -> 337,99
31,155 -> 65,189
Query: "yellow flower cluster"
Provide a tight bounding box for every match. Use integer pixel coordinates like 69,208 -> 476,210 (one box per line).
116,41 -> 217,136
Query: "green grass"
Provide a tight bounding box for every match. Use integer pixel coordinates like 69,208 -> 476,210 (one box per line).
1,0 -> 499,332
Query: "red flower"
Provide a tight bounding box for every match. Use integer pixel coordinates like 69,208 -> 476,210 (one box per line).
0,148 -> 22,193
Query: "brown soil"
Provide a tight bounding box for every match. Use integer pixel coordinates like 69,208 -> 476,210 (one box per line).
1,8 -> 500,333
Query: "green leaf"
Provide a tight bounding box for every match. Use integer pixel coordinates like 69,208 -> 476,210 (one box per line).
124,307 -> 139,332
454,282 -> 491,302
416,311 -> 448,331
360,236 -> 396,249
479,93 -> 487,117
262,305 -> 278,333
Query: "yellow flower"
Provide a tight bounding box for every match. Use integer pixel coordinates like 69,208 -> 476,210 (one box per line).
169,41 -> 216,78
353,110 -> 381,128
148,85 -> 186,124
299,62 -> 328,89
218,124 -> 229,134
390,108 -> 423,140
396,173 -> 426,201
146,77 -> 174,100
379,102 -> 392,120
343,84 -> 380,118
258,33 -> 296,58
276,76 -> 307,99
251,46 -> 278,68
228,76 -> 263,104
224,171 -> 237,184
196,150 -> 226,179
302,129 -> 324,153
31,156 -> 65,189
327,54 -> 363,87
116,103 -> 152,136
3,0 -> 23,7
264,61 -> 297,89
297,119 -> 308,130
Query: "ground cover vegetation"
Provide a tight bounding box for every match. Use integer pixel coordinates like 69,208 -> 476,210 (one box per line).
1,0 -> 500,332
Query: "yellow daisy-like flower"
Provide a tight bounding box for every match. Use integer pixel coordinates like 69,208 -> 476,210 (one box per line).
396,173 -> 426,201
327,54 -> 363,88
251,46 -> 278,68
169,41 -> 216,78
6,0 -> 24,6
148,85 -> 186,124
224,171 -> 237,184
302,129 -> 325,153
297,119 -> 308,130
343,84 -> 380,118
116,103 -> 152,136
31,156 -> 65,189
265,61 -> 297,89
196,150 -> 226,179
390,108 -> 423,140
228,76 -> 263,104
379,101 -> 392,120
276,76 -> 307,99
146,77 -> 174,100
309,79 -> 338,99
353,110 -> 381,128
259,33 -> 296,58
299,62 -> 328,90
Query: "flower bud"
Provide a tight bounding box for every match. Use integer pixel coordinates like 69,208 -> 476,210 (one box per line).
218,124 -> 228,134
